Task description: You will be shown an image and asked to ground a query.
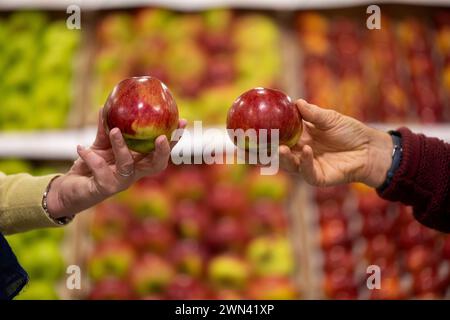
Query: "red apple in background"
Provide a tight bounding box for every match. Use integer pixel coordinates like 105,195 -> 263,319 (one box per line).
318,200 -> 345,225
208,182 -> 247,215
126,184 -> 171,221
169,240 -> 207,277
364,234 -> 396,262
412,267 -> 444,296
206,216 -> 249,252
89,278 -> 135,300
324,245 -> 354,273
320,218 -> 350,249
247,277 -> 298,300
315,185 -> 348,205
248,200 -> 287,235
226,87 -> 302,150
88,241 -> 136,282
103,76 -> 179,154
405,245 -> 438,274
129,219 -> 175,253
173,201 -> 210,239
166,275 -> 211,300
131,254 -> 175,296
323,268 -> 357,299
91,201 -> 134,241
370,276 -> 404,300
442,236 -> 450,260
167,168 -> 207,201
399,221 -> 436,249
361,213 -> 394,238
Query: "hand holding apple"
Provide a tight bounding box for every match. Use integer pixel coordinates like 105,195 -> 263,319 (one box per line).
46,101 -> 186,221
279,99 -> 393,188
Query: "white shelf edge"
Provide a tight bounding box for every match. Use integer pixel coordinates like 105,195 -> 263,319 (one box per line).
0,124 -> 448,160
0,0 -> 449,11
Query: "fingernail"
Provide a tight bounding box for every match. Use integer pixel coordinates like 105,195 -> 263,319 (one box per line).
77,145 -> 85,152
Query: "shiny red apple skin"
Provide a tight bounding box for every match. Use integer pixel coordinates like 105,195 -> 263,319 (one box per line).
103,76 -> 179,154
226,87 -> 302,149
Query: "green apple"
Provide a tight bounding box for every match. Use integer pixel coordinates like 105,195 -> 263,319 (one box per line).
246,236 -> 294,277
20,240 -> 64,281
0,159 -> 32,174
15,280 -> 59,300
208,255 -> 250,289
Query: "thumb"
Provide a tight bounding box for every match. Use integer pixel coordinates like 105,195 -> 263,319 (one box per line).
296,99 -> 336,130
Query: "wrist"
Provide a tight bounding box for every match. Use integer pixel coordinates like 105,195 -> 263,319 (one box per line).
46,175 -> 71,219
361,128 -> 393,188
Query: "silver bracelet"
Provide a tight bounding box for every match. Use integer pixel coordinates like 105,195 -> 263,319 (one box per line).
42,176 -> 73,225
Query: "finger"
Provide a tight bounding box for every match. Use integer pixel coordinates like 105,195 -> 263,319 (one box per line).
93,108 -> 111,149
298,145 -> 319,183
296,99 -> 336,130
279,145 -> 300,173
77,145 -> 114,183
170,119 -> 188,149
109,128 -> 135,179
139,135 -> 171,170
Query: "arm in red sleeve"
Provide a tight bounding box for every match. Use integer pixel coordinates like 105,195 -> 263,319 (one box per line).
377,127 -> 450,233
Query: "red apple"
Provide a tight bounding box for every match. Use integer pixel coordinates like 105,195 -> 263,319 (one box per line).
248,200 -> 287,235
169,240 -> 207,277
208,182 -> 247,215
315,185 -> 348,205
323,269 -> 357,299
129,219 -> 175,253
166,275 -> 211,300
131,254 -> 175,296
103,76 -> 179,154
405,245 -> 438,274
88,241 -> 136,282
247,277 -> 298,300
412,267 -> 445,296
89,278 -> 135,300
364,234 -> 396,262
126,184 -> 171,221
318,200 -> 345,225
91,200 -> 134,241
442,236 -> 450,260
320,218 -> 350,249
357,190 -> 388,216
167,168 -> 207,201
173,201 -> 211,239
206,216 -> 249,252
370,276 -> 404,300
226,87 -> 302,150
399,221 -> 436,249
324,245 -> 354,273
361,213 -> 394,238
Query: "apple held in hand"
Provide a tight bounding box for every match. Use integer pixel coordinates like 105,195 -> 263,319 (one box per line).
226,87 -> 302,150
103,76 -> 179,154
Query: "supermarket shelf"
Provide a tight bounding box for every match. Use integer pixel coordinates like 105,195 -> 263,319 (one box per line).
0,126 -> 236,160
0,124 -> 449,160
0,0 -> 448,10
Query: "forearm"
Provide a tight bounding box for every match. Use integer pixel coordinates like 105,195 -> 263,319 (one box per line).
377,128 -> 450,232
0,173 -> 64,235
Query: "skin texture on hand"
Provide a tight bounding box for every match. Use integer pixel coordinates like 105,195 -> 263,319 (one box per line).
46,110 -> 186,219
279,100 -> 393,188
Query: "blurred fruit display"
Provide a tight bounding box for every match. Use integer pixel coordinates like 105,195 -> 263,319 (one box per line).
297,10 -> 450,123
0,159 -> 66,300
87,165 -> 300,300
312,184 -> 450,299
0,12 -> 80,130
93,9 -> 281,124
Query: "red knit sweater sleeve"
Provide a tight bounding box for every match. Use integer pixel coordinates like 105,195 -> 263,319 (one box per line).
377,127 -> 450,233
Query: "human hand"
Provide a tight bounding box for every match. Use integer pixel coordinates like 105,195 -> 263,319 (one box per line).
46,110 -> 187,219
279,99 -> 393,188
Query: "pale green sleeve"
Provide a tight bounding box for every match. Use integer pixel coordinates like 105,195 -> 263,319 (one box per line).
0,172 -> 63,235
